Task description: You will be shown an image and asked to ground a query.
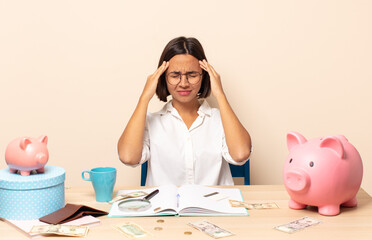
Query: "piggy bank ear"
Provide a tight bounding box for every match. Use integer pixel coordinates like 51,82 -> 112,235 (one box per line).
335,135 -> 348,142
38,135 -> 48,145
287,132 -> 307,151
20,138 -> 32,150
320,136 -> 344,159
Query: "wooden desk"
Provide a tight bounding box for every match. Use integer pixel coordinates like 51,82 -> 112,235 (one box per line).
1,185 -> 372,239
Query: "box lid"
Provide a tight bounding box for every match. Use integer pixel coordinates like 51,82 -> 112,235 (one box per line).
0,165 -> 65,190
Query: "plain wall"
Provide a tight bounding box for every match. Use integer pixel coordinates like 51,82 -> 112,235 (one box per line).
1,0 -> 371,195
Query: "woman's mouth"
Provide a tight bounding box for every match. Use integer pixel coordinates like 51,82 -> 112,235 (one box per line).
177,90 -> 192,96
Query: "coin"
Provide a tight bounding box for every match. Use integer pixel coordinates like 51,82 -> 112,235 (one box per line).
157,219 -> 164,223
184,231 -> 192,235
154,227 -> 163,231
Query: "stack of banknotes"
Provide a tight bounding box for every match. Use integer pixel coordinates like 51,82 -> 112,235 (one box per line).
30,225 -> 89,237
229,200 -> 279,209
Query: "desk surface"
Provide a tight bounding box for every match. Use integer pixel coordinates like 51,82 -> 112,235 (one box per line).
1,185 -> 372,239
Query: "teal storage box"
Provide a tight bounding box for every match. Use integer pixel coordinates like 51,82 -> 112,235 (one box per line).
0,165 -> 65,220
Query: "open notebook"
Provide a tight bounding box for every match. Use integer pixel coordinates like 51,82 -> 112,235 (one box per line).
108,185 -> 248,217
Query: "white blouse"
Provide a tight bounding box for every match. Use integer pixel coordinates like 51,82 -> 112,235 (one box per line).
131,100 -> 248,186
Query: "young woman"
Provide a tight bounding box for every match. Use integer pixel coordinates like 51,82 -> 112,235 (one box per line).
118,37 -> 251,186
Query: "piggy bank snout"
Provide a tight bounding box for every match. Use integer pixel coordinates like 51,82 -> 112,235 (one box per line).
285,169 -> 310,192
36,153 -> 48,165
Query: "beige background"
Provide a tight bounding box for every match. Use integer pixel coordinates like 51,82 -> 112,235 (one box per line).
0,1 -> 371,195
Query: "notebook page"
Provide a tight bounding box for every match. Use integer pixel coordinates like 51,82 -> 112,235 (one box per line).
177,185 -> 247,216
108,185 -> 178,217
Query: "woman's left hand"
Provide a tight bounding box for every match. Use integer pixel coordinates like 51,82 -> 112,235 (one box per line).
199,60 -> 225,98
200,59 -> 251,161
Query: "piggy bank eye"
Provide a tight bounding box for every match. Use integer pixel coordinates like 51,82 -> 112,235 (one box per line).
289,158 -> 293,163
309,161 -> 314,167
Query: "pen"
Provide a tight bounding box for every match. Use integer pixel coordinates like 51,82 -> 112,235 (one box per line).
204,192 -> 218,197
144,189 -> 159,200
177,193 -> 180,208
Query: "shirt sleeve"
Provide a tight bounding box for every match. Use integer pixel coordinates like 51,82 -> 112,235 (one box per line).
139,124 -> 151,165
221,132 -> 251,166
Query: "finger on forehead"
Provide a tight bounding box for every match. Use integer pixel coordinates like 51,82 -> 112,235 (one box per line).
154,62 -> 168,78
199,60 -> 207,66
205,63 -> 214,75
208,64 -> 218,76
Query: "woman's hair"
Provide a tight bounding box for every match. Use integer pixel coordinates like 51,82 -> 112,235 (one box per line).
156,36 -> 211,102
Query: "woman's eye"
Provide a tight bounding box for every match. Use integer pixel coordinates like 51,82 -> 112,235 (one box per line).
169,74 -> 179,78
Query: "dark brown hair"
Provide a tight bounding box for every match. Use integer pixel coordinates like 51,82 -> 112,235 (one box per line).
156,36 -> 211,102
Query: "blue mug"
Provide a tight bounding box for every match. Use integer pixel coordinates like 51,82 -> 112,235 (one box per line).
82,167 -> 117,202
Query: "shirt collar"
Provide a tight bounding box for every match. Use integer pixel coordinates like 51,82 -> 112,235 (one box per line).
156,99 -> 212,117
197,99 -> 212,117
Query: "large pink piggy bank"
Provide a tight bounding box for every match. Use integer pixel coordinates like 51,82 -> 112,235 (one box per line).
284,132 -> 363,216
5,136 -> 49,176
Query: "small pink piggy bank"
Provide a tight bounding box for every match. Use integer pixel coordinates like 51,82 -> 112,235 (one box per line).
5,136 -> 49,176
284,132 -> 363,216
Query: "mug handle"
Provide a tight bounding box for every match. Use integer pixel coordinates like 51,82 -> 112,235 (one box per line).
82,171 -> 91,181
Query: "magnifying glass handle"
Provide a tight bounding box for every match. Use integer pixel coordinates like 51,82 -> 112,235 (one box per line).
144,189 -> 159,200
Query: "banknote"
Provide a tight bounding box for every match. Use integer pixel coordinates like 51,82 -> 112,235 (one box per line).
109,191 -> 148,203
188,220 -> 234,238
30,224 -> 89,237
229,200 -> 279,209
229,199 -> 246,208
274,216 -> 322,233
245,202 -> 279,209
115,221 -> 149,238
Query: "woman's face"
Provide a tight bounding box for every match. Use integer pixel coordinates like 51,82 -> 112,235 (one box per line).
166,54 -> 202,105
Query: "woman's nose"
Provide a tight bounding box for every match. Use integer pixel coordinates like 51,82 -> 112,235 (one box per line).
179,75 -> 190,86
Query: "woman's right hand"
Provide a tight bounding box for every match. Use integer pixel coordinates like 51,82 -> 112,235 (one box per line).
141,61 -> 169,101
118,61 -> 169,165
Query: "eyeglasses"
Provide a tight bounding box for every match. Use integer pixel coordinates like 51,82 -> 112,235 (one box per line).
166,71 -> 202,85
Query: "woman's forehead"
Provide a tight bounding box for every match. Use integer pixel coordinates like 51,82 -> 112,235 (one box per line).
168,54 -> 200,71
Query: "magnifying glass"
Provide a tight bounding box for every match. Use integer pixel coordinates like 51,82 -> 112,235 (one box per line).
118,189 -> 159,212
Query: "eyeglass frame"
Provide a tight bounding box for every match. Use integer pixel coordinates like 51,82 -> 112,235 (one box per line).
165,71 -> 203,85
